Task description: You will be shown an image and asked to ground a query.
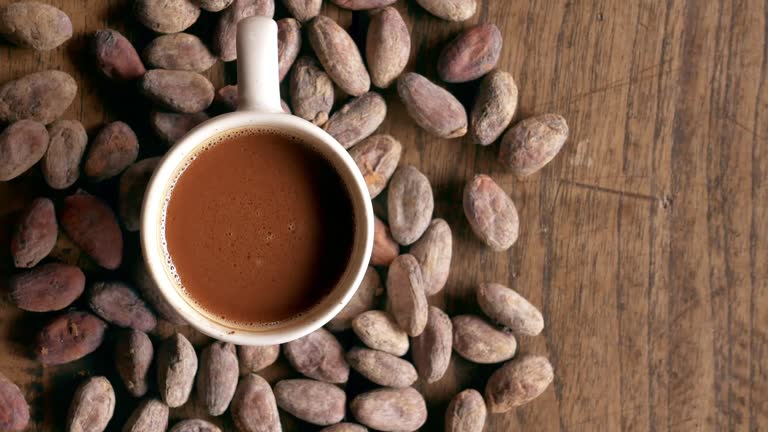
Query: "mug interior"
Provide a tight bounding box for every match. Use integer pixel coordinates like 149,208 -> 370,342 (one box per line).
141,112 -> 373,345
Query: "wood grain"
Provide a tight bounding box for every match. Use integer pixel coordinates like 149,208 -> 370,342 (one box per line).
1,0 -> 767,430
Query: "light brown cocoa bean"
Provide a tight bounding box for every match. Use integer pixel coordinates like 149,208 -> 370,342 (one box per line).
371,216 -> 399,266
150,112 -> 208,145
282,0 -> 321,22
327,266 -> 382,331
415,0 -> 476,21
438,24 -> 502,83
284,328 -> 349,383
445,389 -> 486,432
157,333 -> 198,408
214,0 -> 275,61
347,347 -> 417,388
230,373 -> 281,432
123,398 -> 170,432
274,379 -> 346,426
308,16 -> 370,96
88,281 -> 157,332
289,56 -> 334,125
93,29 -> 146,81
197,342 -> 239,416
140,70 -> 215,113
67,377 -> 115,432
169,419 -> 222,432
452,314 -> 516,364
410,219 -> 452,296
42,120 -> 87,189
8,262 -> 84,312
332,0 -> 395,9
349,135 -> 401,199
144,33 -> 217,72
59,193 -> 123,270
350,387 -> 427,432
0,372 -> 29,431
485,354 -> 554,412
366,7 -> 409,88
132,260 -> 187,324
470,70 -> 517,145
463,174 -> 519,251
10,197 -> 57,268
278,18 -> 301,82
36,310 -> 107,365
84,121 -> 139,181
352,310 -> 408,356
134,0 -> 200,34
119,157 -> 161,232
0,2 -> 72,50
411,305 -> 452,383
387,166 -> 434,246
386,254 -> 428,337
397,72 -> 467,138
115,329 -> 154,398
323,92 -> 386,149
237,345 -> 279,374
0,70 -> 77,124
0,119 -> 49,181
320,424 -> 368,432
478,282 -> 544,336
499,113 -> 569,177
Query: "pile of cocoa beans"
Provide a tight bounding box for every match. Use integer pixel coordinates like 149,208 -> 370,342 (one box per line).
0,0 -> 569,431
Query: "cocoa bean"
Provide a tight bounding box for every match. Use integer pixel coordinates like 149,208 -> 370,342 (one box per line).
115,329 -> 154,398
289,56 -> 334,125
414,0 -> 476,21
230,373 -> 281,432
8,262 -> 84,312
327,266 -> 382,331
283,328 -> 349,383
140,70 -> 215,113
485,354 -> 553,412
194,0 -> 233,11
274,379 -> 346,426
84,121 -> 139,181
0,2 -> 72,50
308,16 -> 370,96
477,282 -> 543,336
214,0 -> 275,62
278,18 -> 301,82
88,281 -> 157,332
350,387 -> 427,431
134,0 -> 200,34
331,0 -> 395,9
387,166 -> 434,246
123,398 -> 170,432
119,157 -> 161,232
0,372 -> 29,431
346,346 -> 417,388
410,219 -> 452,296
10,197 -> 57,268
323,92 -> 386,149
352,310 -> 408,356
0,119 -> 49,181
452,314 -> 516,364
144,33 -> 217,72
438,24 -> 502,83
470,70 -> 518,145
411,305 -> 452,383
36,310 -> 107,365
197,342 -> 239,416
237,345 -> 279,374
349,134 -> 401,198
445,389 -> 486,432
498,113 -> 569,177
386,254 -> 428,337
370,216 -> 399,266
215,85 -> 290,113
169,419 -> 222,432
282,0 -> 321,22
41,120 -> 87,189
366,7 -> 409,88
397,72 -> 467,138
93,29 -> 146,81
0,70 -> 77,124
48,228 -> 99,272
67,377 -> 115,432
132,260 -> 187,324
463,174 -> 519,251
320,424 -> 368,432
59,193 -> 123,270
157,333 -> 198,408
150,112 -> 208,145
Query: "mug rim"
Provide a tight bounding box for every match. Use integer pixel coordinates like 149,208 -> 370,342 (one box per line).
141,111 -> 374,345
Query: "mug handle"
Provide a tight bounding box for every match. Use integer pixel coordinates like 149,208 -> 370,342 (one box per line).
236,17 -> 284,113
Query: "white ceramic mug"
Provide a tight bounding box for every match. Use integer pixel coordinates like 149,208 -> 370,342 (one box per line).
141,17 -> 374,345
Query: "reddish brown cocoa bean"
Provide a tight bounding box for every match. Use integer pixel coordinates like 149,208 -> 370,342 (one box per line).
150,112 -> 209,145
66,376 -> 115,432
42,120 -> 87,189
197,342 -> 239,416
274,379 -> 346,426
119,158 -> 161,232
415,0 -> 476,21
397,72 -> 467,138
230,373 -> 281,432
386,254 -> 428,337
346,346 -> 417,388
157,333 -> 198,408
237,345 -> 279,374
8,263 -> 84,312
93,29 -> 146,80
323,92 -> 386,149
278,18 -> 301,82
499,113 -> 569,177
409,219 -> 452,296
134,0 -> 200,34
485,354 -> 554,412
59,193 -> 123,270
289,56 -> 334,125
214,0 -> 275,61
470,70 -> 518,145
169,419 -> 222,432
0,119 -> 49,181
327,266 -> 382,331
438,24 -> 502,83
366,7 -> 409,88
48,228 -> 99,272
477,282 -> 544,336
463,174 -> 519,251
352,310 -> 409,356
10,198 -> 57,268
84,121 -> 139,181
308,16 -> 370,96
144,33 -> 217,72
140,70 -> 215,113
0,2 -> 72,50
124,398 -> 170,432
445,389 -> 487,432
452,314 -> 516,364
214,85 -> 290,113
115,329 -> 154,398
88,281 -> 157,332
282,0 -> 321,22
284,328 -> 349,383
36,311 -> 107,365
387,166 -> 434,246
350,387 -> 427,431
332,0 -> 395,9
349,135 -> 401,199
371,216 -> 399,266
0,372 -> 29,431
0,70 -> 77,124
319,424 -> 367,432
411,306 -> 452,383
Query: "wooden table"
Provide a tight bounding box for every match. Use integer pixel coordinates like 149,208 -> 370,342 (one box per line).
1,0 -> 767,430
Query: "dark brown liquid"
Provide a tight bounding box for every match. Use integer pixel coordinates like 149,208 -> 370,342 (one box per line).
164,130 -> 355,324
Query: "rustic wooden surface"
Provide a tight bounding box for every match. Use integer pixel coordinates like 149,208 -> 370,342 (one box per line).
1,0 -> 767,430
